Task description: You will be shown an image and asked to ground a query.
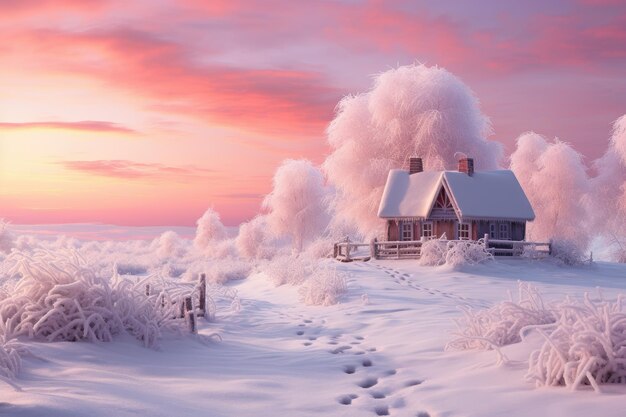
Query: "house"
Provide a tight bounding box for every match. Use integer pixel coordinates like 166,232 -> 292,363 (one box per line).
377,157 -> 535,242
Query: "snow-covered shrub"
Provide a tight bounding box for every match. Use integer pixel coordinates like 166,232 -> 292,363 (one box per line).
263,159 -> 329,252
236,216 -> 276,260
154,230 -> 185,259
0,220 -> 14,254
420,239 -> 493,267
444,240 -> 493,267
0,335 -> 26,385
181,259 -> 251,285
0,250 -> 184,348
303,236 -> 336,259
419,239 -> 447,266
299,265 -> 348,306
550,239 -> 585,266
526,293 -> 626,392
194,208 -> 227,250
446,282 -> 555,351
261,255 -> 311,286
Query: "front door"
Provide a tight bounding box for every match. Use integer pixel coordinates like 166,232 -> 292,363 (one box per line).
435,221 -> 455,240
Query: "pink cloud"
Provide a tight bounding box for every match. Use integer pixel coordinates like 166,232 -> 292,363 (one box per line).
0,120 -> 137,134
59,160 -> 216,181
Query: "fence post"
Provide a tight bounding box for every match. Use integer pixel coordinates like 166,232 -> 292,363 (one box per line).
370,238 -> 378,260
145,284 -> 150,296
198,273 -> 206,317
483,233 -> 489,248
397,243 -> 400,259
180,299 -> 185,319
548,239 -> 553,256
184,296 -> 196,334
333,243 -> 338,259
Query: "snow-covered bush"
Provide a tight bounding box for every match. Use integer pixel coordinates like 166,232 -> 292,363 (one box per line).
419,239 -> 447,266
0,335 -> 26,385
263,159 -> 329,252
181,259 -> 251,285
194,208 -> 227,250
0,220 -> 14,254
0,250 -> 184,348
420,239 -> 493,267
261,255 -> 311,286
236,216 -> 276,260
298,265 -> 348,306
550,239 -> 586,266
527,293 -> 626,392
446,282 -> 555,351
303,236 -> 336,259
154,231 -> 185,259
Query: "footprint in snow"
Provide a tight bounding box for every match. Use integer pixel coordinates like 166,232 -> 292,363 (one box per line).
330,345 -> 352,354
337,394 -> 358,405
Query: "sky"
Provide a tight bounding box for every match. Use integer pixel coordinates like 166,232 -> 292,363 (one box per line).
1,0 -> 625,227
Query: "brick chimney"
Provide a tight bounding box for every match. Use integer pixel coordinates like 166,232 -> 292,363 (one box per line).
409,157 -> 423,174
458,157 -> 474,176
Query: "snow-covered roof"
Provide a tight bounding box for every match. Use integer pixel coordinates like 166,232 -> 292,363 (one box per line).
377,169 -> 535,221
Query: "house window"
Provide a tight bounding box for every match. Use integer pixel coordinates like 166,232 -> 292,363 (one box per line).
421,222 -> 433,239
489,223 -> 497,239
457,222 -> 471,240
499,223 -> 510,240
401,221 -> 413,241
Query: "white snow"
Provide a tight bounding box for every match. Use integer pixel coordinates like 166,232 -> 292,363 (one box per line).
378,169 -> 535,221
2,252 -> 626,417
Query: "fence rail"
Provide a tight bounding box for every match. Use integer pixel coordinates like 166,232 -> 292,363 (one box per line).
333,235 -> 552,261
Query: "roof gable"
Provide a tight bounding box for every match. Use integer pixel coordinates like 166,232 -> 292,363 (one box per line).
442,170 -> 535,220
377,170 -> 442,219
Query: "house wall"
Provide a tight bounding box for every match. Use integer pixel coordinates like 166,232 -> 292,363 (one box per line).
511,222 -> 526,241
387,220 -> 399,241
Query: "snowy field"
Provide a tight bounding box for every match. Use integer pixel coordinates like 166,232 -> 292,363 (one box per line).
2,256 -> 626,417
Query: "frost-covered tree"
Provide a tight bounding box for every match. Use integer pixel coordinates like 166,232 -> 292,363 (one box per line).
323,63 -> 502,238
194,208 -> 227,250
588,115 -> 626,261
510,133 -> 591,250
263,159 -> 329,252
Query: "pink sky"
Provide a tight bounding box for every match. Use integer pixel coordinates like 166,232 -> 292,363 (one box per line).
1,0 -> 625,226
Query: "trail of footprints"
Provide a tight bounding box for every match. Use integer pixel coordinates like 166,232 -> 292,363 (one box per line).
295,317 -> 431,417
373,264 -> 490,309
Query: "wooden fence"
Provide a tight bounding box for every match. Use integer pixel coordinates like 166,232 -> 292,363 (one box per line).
333,235 -> 552,261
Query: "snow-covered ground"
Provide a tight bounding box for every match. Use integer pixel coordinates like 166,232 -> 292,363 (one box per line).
3,258 -> 626,417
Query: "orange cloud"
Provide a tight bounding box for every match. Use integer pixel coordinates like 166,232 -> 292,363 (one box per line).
7,27 -> 341,139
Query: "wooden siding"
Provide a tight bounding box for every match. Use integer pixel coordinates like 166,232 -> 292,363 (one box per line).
385,219 -> 527,241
